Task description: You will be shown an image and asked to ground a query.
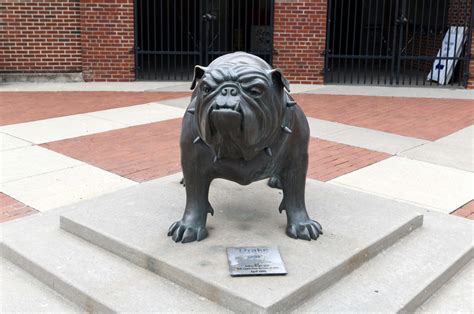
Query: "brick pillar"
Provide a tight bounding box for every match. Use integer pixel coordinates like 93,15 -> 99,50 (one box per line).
80,0 -> 135,81
468,35 -> 474,89
272,0 -> 327,85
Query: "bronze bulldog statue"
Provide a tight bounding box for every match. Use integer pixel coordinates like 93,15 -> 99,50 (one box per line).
168,52 -> 322,243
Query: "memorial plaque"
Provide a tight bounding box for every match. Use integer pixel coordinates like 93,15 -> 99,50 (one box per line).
226,246 -> 287,276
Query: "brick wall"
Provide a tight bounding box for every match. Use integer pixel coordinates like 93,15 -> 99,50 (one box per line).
80,0 -> 134,81
272,0 -> 327,85
0,0 -> 82,73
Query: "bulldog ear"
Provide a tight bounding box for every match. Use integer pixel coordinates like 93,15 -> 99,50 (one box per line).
190,65 -> 208,90
268,68 -> 290,93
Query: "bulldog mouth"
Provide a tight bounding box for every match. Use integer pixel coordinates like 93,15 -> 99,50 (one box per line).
208,102 -> 243,136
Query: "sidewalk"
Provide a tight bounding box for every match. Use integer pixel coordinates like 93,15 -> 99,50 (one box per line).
1,83 -> 473,223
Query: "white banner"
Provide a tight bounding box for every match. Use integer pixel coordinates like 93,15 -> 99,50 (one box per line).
427,26 -> 467,85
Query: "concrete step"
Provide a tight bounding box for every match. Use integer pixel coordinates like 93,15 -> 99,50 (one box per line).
295,210 -> 473,312
417,260 -> 473,313
1,257 -> 83,313
0,212 -> 228,313
58,173 -> 422,313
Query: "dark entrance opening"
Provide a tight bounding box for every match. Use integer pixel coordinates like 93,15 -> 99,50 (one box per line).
325,0 -> 473,87
135,0 -> 274,81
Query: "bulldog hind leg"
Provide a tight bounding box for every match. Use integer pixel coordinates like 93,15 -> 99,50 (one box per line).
279,155 -> 323,241
168,174 -> 213,243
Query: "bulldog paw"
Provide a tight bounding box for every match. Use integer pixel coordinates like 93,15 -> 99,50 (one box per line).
286,219 -> 323,241
168,221 -> 208,243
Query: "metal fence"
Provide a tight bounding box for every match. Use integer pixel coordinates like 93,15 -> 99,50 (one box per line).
324,0 -> 473,87
135,0 -> 274,81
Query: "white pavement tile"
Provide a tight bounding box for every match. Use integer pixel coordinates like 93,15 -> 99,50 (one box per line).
1,164 -> 136,212
1,114 -> 126,144
1,146 -> 82,183
87,102 -> 185,126
307,117 -> 352,137
323,126 -> 429,154
307,117 -> 429,154
156,96 -> 191,109
0,132 -> 32,151
400,126 -> 473,172
330,156 -> 474,214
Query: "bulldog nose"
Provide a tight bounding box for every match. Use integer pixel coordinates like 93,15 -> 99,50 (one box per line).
221,87 -> 238,96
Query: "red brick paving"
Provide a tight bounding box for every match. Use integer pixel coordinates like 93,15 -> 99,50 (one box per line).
43,118 -> 183,182
452,201 -> 474,220
0,92 -> 191,126
293,94 -> 474,141
43,118 -> 390,183
307,138 -> 391,182
0,193 -> 38,223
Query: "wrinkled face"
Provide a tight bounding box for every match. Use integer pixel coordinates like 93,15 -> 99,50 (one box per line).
193,64 -> 285,160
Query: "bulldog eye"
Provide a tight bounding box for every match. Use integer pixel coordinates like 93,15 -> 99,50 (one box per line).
248,86 -> 263,97
202,84 -> 212,94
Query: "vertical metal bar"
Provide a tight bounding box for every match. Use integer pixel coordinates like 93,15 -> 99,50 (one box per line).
145,0 -> 149,80
153,0 -> 157,80
415,0 -> 425,85
336,0 -> 344,83
385,0 -> 395,84
173,0 -> 177,79
133,0 -> 139,80
408,0 -> 417,85
244,0 -> 248,53
434,0 -> 443,86
328,0 -> 337,83
390,0 -> 400,84
230,0 -> 234,53
325,0 -> 333,83
140,0 -> 144,80
343,0 -> 351,83
441,0 -> 449,86
269,0 -> 274,65
377,0 -> 387,85
363,0 -> 372,84
370,0 -> 379,84
401,0 -> 410,85
429,0 -> 440,85
423,0 -> 433,85
357,0 -> 366,84
350,0 -> 358,84
180,0 -> 183,80
395,0 -> 406,84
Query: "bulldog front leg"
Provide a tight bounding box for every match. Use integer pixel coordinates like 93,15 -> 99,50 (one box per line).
168,171 -> 214,243
279,153 -> 323,241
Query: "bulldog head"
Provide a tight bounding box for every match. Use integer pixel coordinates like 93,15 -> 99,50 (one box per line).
190,53 -> 290,161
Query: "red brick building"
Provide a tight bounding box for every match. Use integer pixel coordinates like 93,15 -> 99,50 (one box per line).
1,0 -> 473,88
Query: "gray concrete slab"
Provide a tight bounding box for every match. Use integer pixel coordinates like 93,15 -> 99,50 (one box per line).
306,117 -> 352,137
60,173 -> 422,312
417,261 -> 474,313
307,118 -> 429,154
400,125 -> 474,172
331,156 -> 474,213
1,211 -> 228,313
157,96 -> 192,109
295,210 -> 474,313
1,257 -> 83,313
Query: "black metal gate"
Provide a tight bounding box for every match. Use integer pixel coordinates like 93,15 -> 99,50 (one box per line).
325,0 -> 473,87
135,0 -> 274,81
